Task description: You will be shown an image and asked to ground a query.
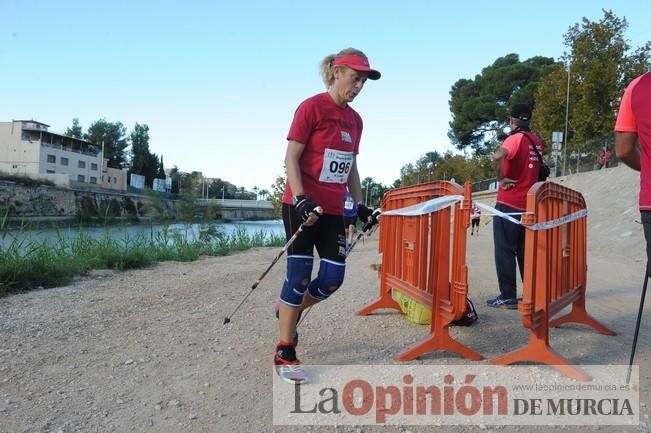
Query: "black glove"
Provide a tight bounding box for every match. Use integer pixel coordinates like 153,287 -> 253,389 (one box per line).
371,208 -> 382,224
357,204 -> 380,226
294,195 -> 321,222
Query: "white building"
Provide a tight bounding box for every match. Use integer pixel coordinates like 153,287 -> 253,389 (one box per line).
0,120 -> 125,191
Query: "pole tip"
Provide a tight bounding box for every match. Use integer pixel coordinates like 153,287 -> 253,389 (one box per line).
223,317 -> 230,325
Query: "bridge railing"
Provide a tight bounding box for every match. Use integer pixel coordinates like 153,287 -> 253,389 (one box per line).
201,199 -> 273,209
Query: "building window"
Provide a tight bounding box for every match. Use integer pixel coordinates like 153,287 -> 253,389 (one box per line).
46,169 -> 55,174
107,177 -> 111,183
47,154 -> 56,163
78,160 -> 86,169
113,177 -> 117,183
90,177 -> 98,184
77,175 -> 85,182
60,157 -> 69,166
91,163 -> 98,171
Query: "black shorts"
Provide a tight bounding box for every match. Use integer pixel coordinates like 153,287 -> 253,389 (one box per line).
282,203 -> 347,263
471,218 -> 480,228
343,216 -> 357,228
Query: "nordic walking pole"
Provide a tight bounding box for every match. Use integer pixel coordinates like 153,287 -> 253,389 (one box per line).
346,221 -> 374,256
627,266 -> 649,384
223,208 -> 322,325
297,220 -> 375,328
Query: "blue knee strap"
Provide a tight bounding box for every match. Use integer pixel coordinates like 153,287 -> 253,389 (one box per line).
307,259 -> 346,301
279,255 -> 314,307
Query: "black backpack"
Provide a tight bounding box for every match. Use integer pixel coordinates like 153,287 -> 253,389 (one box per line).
451,298 -> 478,326
521,132 -> 550,181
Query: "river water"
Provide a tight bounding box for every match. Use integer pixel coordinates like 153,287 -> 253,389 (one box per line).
1,219 -> 286,246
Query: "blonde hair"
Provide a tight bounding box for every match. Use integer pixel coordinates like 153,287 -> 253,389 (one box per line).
320,48 -> 368,88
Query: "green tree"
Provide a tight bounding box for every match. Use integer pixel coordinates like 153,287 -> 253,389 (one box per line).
130,123 -> 159,186
358,177 -> 390,208
361,177 -> 374,204
399,151 -> 495,187
270,174 -> 286,218
157,155 -> 166,180
223,182 -> 237,199
533,10 -> 651,161
85,119 -> 129,169
65,118 -> 83,139
568,10 -> 635,145
168,165 -> 181,193
369,182 -> 389,208
237,187 -> 256,200
148,153 -> 161,185
208,178 -> 225,199
177,172 -> 201,222
399,163 -> 418,186
431,153 -> 474,183
448,54 -> 555,153
531,63 -> 568,147
622,42 -> 651,84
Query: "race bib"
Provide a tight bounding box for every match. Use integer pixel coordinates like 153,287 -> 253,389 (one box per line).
344,197 -> 355,210
319,148 -> 354,184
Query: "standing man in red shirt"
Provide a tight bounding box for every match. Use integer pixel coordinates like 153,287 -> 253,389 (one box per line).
487,104 -> 544,309
615,71 -> 651,379
616,72 -> 651,267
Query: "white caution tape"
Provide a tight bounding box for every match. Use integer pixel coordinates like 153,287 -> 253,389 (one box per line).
381,194 -> 587,231
474,201 -> 587,230
382,195 -> 463,216
527,208 -> 588,230
474,201 -> 525,225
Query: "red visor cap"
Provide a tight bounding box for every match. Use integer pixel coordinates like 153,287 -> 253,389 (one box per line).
333,54 -> 381,80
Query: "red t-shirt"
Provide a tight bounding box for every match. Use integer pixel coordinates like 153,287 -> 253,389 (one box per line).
496,130 -> 544,211
282,92 -> 363,215
615,72 -> 651,210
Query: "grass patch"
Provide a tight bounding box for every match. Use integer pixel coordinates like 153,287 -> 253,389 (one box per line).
0,222 -> 284,297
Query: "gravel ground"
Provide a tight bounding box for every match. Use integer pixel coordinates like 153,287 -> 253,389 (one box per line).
1,165 -> 650,433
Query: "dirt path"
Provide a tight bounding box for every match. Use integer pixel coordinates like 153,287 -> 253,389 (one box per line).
1,165 -> 650,433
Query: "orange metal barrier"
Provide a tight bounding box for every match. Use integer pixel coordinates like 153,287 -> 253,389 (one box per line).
355,181 -> 482,361
490,182 -> 616,381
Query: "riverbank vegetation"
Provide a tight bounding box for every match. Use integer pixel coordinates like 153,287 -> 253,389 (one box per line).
0,218 -> 284,297
0,174 -> 285,297
0,159 -> 285,297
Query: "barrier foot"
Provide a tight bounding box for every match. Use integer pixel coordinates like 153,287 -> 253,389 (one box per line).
550,307 -> 616,336
490,337 -> 591,381
355,294 -> 401,316
394,330 -> 483,361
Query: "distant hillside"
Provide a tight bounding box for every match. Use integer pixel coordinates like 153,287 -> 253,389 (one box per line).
557,165 -> 644,261
472,165 -> 644,263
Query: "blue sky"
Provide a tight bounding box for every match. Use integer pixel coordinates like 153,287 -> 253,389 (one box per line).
1,1 -> 649,192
